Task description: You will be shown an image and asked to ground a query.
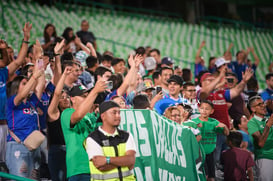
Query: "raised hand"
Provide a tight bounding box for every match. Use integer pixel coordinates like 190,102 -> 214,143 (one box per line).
134,54 -> 144,67
23,22 -> 32,41
93,79 -> 107,94
128,54 -> 134,67
54,39 -> 65,55
74,35 -> 81,45
33,39 -> 43,60
242,68 -> 253,83
200,41 -> 206,47
63,66 -> 72,76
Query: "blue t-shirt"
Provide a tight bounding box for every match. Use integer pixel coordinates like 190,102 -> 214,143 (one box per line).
238,130 -> 254,152
0,67 -> 8,121
195,63 -> 207,77
6,93 -> 40,142
228,61 -> 248,82
260,88 -> 273,116
154,94 -> 183,115
38,82 -> 55,130
105,89 -> 128,103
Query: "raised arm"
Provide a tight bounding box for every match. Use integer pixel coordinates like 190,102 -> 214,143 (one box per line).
13,60 -> 44,106
117,54 -> 142,96
225,43 -> 233,54
70,80 -> 107,127
249,47 -> 260,66
199,69 -> 225,100
48,66 -> 72,122
52,39 -> 65,85
86,42 -> 97,57
75,36 -> 91,55
195,41 -> 205,64
229,68 -> 253,100
8,22 -> 32,75
127,54 -> 144,94
252,115 -> 273,148
0,40 -> 9,67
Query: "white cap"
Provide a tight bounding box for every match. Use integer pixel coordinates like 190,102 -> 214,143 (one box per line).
215,57 -> 230,68
144,57 -> 156,71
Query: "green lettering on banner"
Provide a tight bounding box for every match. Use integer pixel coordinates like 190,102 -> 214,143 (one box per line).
119,110 -> 206,181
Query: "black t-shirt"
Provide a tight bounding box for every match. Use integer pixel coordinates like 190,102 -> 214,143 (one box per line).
76,30 -> 96,45
47,116 -> 65,146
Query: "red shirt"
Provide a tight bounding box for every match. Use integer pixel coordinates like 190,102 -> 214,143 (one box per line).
198,89 -> 231,128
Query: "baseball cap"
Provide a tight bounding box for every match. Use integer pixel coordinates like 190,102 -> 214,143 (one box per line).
167,75 -> 183,86
144,57 -> 156,70
75,51 -> 88,67
97,101 -> 120,122
67,85 -> 90,97
137,81 -> 155,92
200,73 -> 213,83
161,57 -> 174,66
215,57 -> 230,68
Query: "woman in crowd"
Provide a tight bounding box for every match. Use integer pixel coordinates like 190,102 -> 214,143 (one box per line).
62,27 -> 77,54
6,60 -> 44,179
47,67 -> 72,181
42,24 -> 57,51
164,106 -> 182,124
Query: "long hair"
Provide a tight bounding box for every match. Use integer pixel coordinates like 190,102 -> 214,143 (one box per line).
43,24 -> 57,43
6,76 -> 27,98
62,27 -> 74,44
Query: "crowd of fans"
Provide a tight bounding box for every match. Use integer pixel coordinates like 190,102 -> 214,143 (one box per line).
0,20 -> 273,181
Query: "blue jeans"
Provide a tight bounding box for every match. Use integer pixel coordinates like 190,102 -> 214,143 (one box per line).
214,134 -> 227,163
6,141 -> 41,179
48,145 -> 67,181
68,173 -> 90,181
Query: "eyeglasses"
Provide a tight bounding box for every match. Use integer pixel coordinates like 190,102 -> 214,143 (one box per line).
186,89 -> 196,92
171,114 -> 181,118
252,102 -> 265,107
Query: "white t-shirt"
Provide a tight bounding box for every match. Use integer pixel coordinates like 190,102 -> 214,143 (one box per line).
86,127 -> 136,160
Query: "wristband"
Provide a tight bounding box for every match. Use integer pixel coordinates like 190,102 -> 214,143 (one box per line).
22,40 -> 30,44
106,157 -> 110,164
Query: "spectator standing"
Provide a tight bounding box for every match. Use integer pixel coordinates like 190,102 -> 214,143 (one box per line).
194,41 -> 207,77
247,96 -> 273,181
260,73 -> 273,116
60,81 -> 106,180
85,101 -> 136,180
41,24 -> 57,51
221,131 -> 255,181
158,66 -> 173,95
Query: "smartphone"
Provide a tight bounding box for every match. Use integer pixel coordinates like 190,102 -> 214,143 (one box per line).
38,59 -> 44,69
156,86 -> 162,94
106,81 -> 113,90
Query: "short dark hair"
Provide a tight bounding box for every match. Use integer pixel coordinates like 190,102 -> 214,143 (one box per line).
248,96 -> 262,108
227,131 -> 242,147
61,52 -> 74,63
149,48 -> 160,55
182,68 -> 192,82
111,58 -> 125,66
94,66 -> 112,80
159,67 -> 173,75
132,94 -> 150,109
86,56 -> 98,68
178,103 -> 193,119
183,82 -> 195,90
247,77 -> 258,90
266,73 -> 273,80
102,54 -> 113,63
152,71 -> 160,81
233,115 -> 246,130
135,47 -> 146,56
200,100 -> 214,108
108,73 -> 124,91
61,60 -> 80,73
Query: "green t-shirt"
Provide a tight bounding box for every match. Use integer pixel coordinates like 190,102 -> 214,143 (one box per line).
247,115 -> 273,160
192,117 -> 223,154
61,108 -> 100,178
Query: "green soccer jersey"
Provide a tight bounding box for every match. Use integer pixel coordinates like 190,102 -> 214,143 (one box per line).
192,117 -> 223,154
247,115 -> 273,160
61,108 -> 100,178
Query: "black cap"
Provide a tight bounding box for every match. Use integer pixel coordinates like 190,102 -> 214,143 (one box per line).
67,85 -> 90,97
97,101 -> 120,122
167,75 -> 183,86
161,57 -> 174,65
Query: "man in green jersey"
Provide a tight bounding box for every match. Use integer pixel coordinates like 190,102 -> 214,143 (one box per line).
61,81 -> 107,181
247,96 -> 273,181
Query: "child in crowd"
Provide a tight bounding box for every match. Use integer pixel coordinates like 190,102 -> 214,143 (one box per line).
221,131 -> 255,181
192,100 -> 229,181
